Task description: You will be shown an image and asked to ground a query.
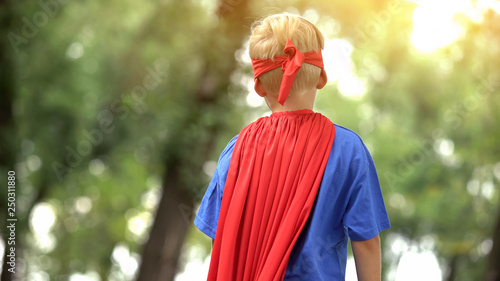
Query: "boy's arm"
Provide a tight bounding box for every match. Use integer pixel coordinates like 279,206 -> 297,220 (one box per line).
351,235 -> 381,281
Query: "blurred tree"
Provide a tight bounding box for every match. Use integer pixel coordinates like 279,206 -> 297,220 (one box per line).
3,0 -> 252,280
135,0 -> 253,280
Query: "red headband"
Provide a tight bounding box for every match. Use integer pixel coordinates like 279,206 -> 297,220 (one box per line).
251,39 -> 324,105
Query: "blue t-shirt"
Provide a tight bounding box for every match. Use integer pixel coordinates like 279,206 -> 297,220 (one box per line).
195,124 -> 390,280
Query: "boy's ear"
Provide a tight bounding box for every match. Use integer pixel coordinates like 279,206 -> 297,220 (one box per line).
254,79 -> 267,97
316,69 -> 328,89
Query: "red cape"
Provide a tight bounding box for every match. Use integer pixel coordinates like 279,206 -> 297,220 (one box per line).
208,109 -> 335,281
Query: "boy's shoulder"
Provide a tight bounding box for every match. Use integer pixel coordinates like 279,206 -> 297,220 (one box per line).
330,124 -> 375,169
333,124 -> 366,145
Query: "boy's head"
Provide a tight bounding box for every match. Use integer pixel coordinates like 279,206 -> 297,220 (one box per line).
249,13 -> 325,100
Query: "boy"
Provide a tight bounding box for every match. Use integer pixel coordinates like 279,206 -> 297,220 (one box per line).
195,13 -> 390,281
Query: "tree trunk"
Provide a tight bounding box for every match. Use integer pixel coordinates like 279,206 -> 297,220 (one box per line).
485,208 -> 500,281
446,255 -> 459,281
136,167 -> 194,281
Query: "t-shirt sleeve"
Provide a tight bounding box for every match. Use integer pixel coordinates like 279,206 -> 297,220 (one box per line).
343,145 -> 391,241
194,135 -> 238,239
194,171 -> 221,239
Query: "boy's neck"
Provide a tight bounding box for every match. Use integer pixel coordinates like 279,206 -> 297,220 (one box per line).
269,103 -> 314,113
266,89 -> 317,113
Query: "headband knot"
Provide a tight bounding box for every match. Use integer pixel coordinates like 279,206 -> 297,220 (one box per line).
251,39 -> 324,105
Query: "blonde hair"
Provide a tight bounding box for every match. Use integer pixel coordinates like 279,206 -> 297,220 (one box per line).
249,13 -> 325,97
